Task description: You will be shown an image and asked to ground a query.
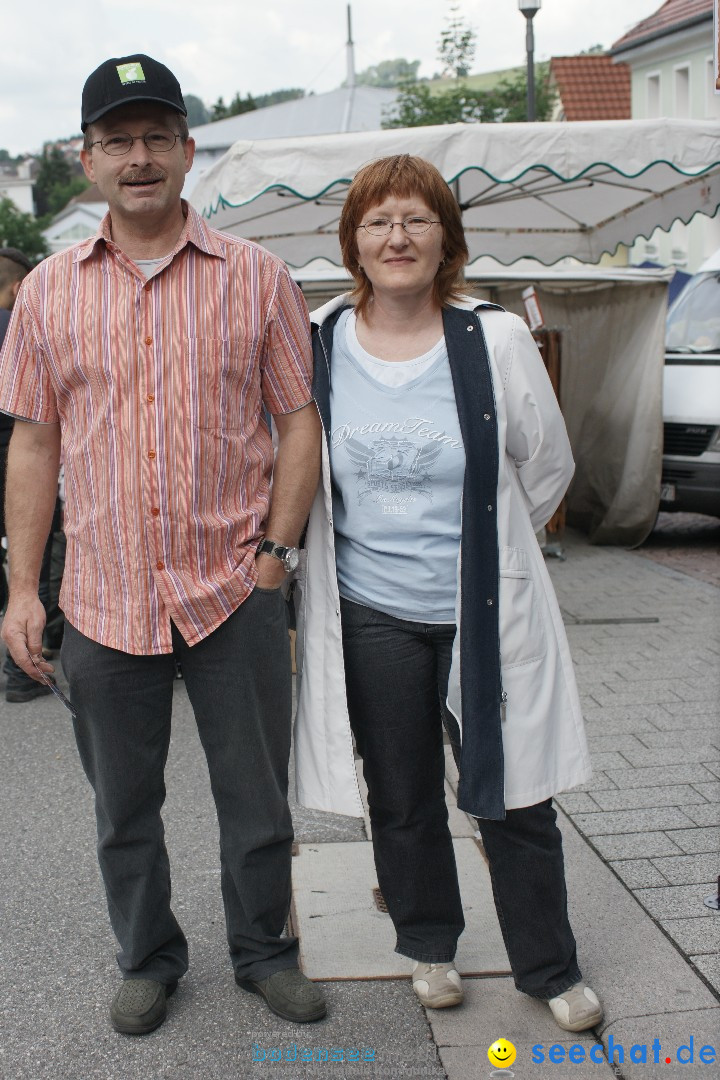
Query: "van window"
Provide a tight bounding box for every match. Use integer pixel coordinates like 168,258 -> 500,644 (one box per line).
666,271 -> 720,354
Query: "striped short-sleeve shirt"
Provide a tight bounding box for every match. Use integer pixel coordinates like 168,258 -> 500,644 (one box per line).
0,203 -> 313,654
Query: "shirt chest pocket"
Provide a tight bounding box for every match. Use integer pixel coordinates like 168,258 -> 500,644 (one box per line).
499,545 -> 547,669
184,335 -> 259,432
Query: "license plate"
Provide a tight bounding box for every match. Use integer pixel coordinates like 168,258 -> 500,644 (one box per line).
660,483 -> 676,501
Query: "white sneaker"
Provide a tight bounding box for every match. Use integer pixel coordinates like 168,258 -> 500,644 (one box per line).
548,982 -> 603,1032
411,962 -> 464,1009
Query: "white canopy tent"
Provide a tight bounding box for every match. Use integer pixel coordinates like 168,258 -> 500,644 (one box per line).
190,119 -> 720,544
191,118 -> 720,267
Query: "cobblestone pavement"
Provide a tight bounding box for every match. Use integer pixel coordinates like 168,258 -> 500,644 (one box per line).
634,512 -> 720,588
547,530 -> 720,997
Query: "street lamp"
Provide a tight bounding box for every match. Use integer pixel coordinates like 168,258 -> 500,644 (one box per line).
517,0 -> 541,121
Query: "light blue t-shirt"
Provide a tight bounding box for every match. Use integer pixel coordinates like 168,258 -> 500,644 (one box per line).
330,310 -> 465,623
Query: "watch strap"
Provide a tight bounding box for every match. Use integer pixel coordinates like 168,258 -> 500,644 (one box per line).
258,538 -> 289,561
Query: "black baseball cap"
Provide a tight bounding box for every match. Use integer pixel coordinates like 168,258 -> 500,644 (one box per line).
81,54 -> 187,131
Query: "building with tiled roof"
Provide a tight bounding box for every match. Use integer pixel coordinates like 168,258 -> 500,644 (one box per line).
609,0 -> 720,271
549,55 -> 631,121
611,0 -> 712,55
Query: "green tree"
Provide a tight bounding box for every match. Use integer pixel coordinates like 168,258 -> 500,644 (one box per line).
45,178 -> 90,218
383,64 -> 552,128
351,58 -> 420,88
254,88 -> 304,109
438,2 -> 476,78
0,198 -> 49,260
210,88 -> 304,122
211,96 -> 229,121
33,146 -> 89,221
185,94 -> 210,126
227,92 -> 257,116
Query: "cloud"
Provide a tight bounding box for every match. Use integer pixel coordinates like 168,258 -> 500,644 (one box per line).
1,0 -> 664,154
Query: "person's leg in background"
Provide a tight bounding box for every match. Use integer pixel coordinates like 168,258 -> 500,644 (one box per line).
42,495 -> 65,655
3,512 -> 54,702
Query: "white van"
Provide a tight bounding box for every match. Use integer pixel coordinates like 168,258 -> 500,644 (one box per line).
660,249 -> 720,517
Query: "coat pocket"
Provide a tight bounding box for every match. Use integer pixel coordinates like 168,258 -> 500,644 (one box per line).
499,546 -> 547,668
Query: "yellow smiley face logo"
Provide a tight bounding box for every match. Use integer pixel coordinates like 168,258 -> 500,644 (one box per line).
487,1039 -> 517,1068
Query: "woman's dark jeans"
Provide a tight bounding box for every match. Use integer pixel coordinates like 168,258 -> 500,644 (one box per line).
340,598 -> 582,999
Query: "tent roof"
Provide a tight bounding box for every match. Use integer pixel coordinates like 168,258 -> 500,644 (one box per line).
191,118 -> 720,267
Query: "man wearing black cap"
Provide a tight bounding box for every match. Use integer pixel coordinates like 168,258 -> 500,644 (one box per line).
0,54 -> 324,1033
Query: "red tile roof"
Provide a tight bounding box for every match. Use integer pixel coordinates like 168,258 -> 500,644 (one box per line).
612,0 -> 713,53
550,55 -> 631,120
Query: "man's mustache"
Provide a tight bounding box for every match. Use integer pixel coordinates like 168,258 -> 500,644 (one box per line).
118,168 -> 165,185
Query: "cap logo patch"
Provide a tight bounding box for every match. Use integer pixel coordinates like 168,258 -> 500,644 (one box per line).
116,62 -> 146,85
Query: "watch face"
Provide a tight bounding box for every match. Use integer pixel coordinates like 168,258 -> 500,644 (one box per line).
283,548 -> 300,572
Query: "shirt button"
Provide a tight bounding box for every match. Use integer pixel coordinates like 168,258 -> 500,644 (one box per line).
156,561 -> 165,571
151,507 -> 160,516
147,394 -> 155,403
145,336 -> 153,345
148,450 -> 156,459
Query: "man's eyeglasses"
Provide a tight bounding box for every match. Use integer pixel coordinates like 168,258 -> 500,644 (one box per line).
88,129 -> 182,156
357,216 -> 441,237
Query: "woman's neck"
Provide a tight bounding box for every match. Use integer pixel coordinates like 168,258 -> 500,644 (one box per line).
355,289 -> 444,362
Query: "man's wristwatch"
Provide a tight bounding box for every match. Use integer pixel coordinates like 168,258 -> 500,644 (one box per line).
257,538 -> 300,573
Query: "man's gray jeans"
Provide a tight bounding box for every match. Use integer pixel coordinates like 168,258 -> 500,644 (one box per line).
61,585 -> 298,984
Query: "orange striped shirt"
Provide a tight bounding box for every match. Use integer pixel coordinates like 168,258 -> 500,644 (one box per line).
0,203 -> 313,654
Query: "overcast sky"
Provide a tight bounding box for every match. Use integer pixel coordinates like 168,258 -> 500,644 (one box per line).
2,0 -> 663,155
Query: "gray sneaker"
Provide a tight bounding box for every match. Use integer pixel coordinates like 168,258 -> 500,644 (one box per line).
412,962 -> 464,1009
110,978 -> 178,1035
236,968 -> 326,1023
548,982 -> 603,1032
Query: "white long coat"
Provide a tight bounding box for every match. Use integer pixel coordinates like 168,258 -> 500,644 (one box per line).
293,296 -> 591,819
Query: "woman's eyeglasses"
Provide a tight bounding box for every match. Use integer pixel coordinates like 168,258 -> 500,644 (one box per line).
357,216 -> 441,237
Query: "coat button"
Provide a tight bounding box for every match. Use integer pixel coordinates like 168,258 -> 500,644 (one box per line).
484,413 -> 491,421
467,325 -> 474,332
487,598 -> 493,605
487,504 -> 493,511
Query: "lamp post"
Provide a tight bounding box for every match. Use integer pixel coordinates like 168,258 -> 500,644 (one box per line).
517,0 -> 541,121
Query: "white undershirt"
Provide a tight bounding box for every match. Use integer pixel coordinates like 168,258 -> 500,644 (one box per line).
343,310 -> 444,387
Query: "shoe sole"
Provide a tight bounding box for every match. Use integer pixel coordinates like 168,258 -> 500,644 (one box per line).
111,981 -> 177,1035
413,987 -> 464,1009
552,1008 -> 604,1033
6,687 -> 54,703
236,977 -> 326,1023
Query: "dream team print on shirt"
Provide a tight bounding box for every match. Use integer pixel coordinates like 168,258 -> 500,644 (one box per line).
331,417 -> 463,512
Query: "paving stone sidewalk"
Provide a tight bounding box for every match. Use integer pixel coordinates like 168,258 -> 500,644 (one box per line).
0,527 -> 718,1080
546,529 -> 720,996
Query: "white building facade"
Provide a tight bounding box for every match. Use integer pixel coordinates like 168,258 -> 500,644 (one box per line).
612,0 -> 720,271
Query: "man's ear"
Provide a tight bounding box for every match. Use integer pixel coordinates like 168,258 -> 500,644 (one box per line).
183,136 -> 195,174
80,147 -> 95,183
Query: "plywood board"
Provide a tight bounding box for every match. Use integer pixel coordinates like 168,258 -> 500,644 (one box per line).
292,839 -> 510,980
